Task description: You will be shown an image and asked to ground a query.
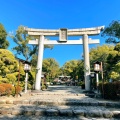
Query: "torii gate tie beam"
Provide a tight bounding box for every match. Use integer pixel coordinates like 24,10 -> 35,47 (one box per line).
25,26 -> 104,91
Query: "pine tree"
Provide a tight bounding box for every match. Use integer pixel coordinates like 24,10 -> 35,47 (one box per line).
0,23 -> 9,49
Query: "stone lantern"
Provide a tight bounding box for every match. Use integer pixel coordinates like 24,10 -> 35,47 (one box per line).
94,61 -> 101,93
24,63 -> 31,93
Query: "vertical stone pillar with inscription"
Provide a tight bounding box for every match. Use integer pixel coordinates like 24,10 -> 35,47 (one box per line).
59,28 -> 67,42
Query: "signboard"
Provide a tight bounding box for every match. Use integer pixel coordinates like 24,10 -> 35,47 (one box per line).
59,28 -> 67,42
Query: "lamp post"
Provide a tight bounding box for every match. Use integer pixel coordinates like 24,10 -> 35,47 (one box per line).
90,72 -> 95,90
24,63 -> 31,93
94,61 -> 101,93
16,59 -> 21,97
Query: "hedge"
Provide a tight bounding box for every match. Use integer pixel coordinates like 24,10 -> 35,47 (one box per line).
99,81 -> 120,100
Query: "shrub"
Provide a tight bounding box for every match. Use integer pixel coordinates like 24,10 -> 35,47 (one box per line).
11,86 -> 15,96
0,83 -> 13,96
0,85 -> 5,96
79,81 -> 85,89
15,86 -> 22,95
99,81 -> 120,100
41,78 -> 47,90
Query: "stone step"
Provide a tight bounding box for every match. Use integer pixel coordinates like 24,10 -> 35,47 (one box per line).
30,93 -> 85,96
29,91 -> 85,96
1,115 -> 118,120
1,99 -> 120,108
0,105 -> 120,119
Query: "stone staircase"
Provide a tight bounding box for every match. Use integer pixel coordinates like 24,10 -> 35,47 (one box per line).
0,86 -> 120,120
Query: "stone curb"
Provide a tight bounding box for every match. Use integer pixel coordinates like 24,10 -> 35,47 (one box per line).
0,108 -> 119,118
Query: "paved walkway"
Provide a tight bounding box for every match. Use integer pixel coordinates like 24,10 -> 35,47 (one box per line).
0,85 -> 120,107
2,85 -> 119,103
0,85 -> 120,120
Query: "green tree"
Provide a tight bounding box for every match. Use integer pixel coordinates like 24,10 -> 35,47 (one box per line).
0,23 -> 9,49
109,61 -> 120,81
42,58 -> 60,82
107,43 -> 120,81
102,20 -> 120,44
89,45 -> 114,62
30,54 -> 37,68
114,42 -> 120,52
101,20 -> 120,81
89,45 -> 115,80
62,60 -> 79,79
10,25 -> 37,60
75,60 -> 84,81
0,49 -> 23,84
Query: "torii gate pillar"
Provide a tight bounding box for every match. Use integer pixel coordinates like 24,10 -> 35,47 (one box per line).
83,34 -> 90,90
35,35 -> 44,90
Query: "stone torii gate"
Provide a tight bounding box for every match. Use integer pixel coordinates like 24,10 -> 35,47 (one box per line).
25,26 -> 104,91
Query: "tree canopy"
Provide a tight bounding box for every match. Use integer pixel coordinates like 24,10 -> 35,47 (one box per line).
62,60 -> 79,79
0,23 -> 9,49
42,58 -> 60,81
102,20 -> 120,44
89,45 -> 114,63
114,42 -> 120,52
10,26 -> 37,60
0,49 -> 19,84
89,44 -> 120,81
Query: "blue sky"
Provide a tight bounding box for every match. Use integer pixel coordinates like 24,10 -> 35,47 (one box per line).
0,0 -> 120,67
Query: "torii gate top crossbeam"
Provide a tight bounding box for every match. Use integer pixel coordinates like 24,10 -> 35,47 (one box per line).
29,38 -> 99,45
25,26 -> 104,36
